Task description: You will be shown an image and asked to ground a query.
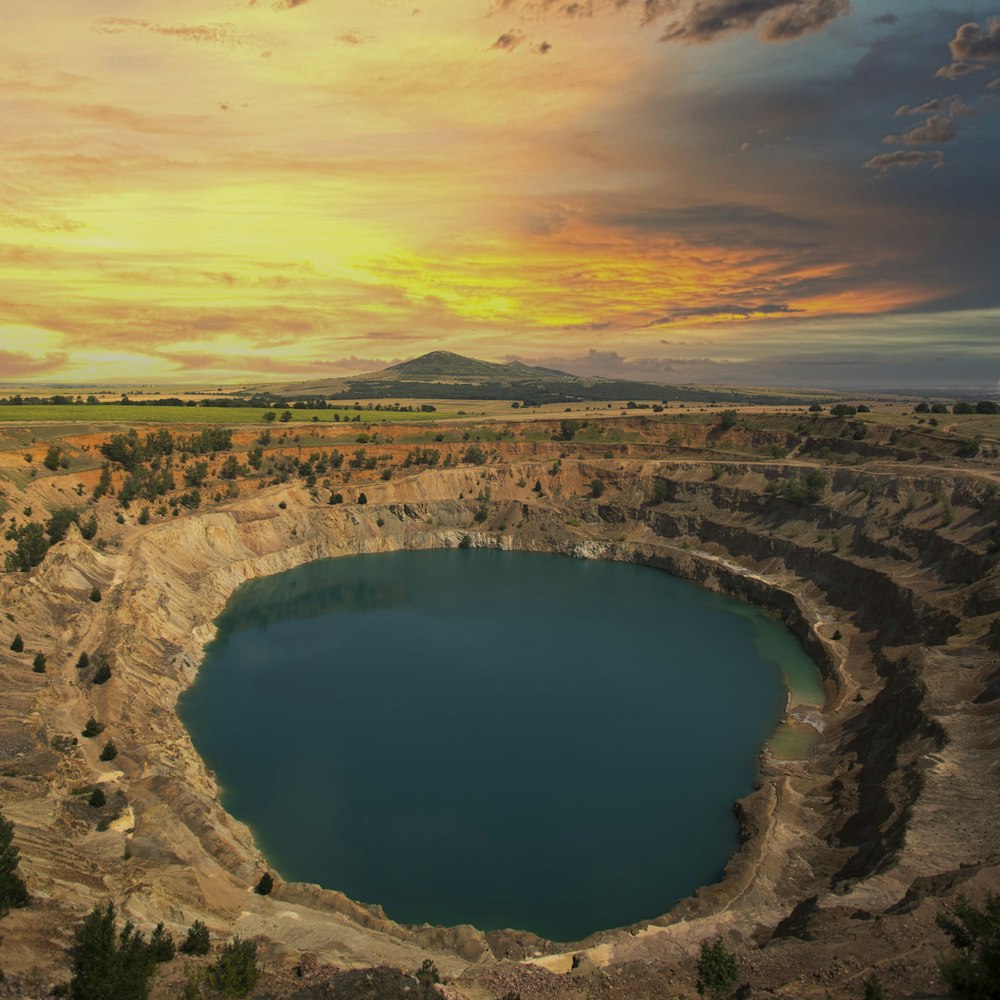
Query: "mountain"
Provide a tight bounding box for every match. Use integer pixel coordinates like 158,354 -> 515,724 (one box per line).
259,352 -> 800,405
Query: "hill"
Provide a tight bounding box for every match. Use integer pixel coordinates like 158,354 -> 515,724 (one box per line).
259,352 -> 804,406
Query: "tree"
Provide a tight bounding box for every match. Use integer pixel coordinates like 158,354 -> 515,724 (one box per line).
207,936 -> 260,998
558,419 -> 580,441
90,587 -> 102,603
254,872 -> 273,896
831,403 -> 857,418
719,410 -> 738,429
695,938 -> 740,1000
89,788 -> 106,808
0,810 -> 29,917
93,661 -> 112,685
100,740 -> 118,762
263,410 -> 277,423
32,652 -> 46,673
10,633 -> 23,653
148,922 -> 176,963
82,717 -> 105,738
179,920 -> 211,956
77,651 -> 90,669
4,523 -> 50,571
279,409 -> 292,423
936,893 -> 1000,999
416,960 -> 440,989
357,492 -> 368,505
590,478 -> 605,499
44,445 -> 63,471
69,901 -> 156,1000
46,507 -> 79,544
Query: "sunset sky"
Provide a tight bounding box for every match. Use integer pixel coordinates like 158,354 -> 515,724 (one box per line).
2,1 -> 999,388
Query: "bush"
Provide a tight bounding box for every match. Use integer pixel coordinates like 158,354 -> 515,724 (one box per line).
89,587 -> 102,603
93,662 -> 112,685
10,633 -> 23,653
696,938 -> 740,1000
208,936 -> 260,998
0,810 -> 30,916
179,920 -> 211,956
357,493 -> 368,505
719,410 -> 738,429
99,740 -> 118,762
88,788 -> 106,808
416,960 -> 440,988
590,478 -> 605,499
936,892 -> 1000,999
32,652 -> 46,673
76,652 -> 90,670
254,872 -> 274,896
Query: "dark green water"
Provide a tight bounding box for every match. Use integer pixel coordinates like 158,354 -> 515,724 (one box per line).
179,549 -> 818,942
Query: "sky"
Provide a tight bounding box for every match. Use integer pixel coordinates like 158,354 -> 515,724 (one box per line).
1,0 -> 999,389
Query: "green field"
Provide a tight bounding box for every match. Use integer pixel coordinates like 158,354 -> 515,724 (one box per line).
0,404 -> 445,426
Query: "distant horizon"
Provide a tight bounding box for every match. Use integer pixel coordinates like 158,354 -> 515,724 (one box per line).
1,348 -> 998,399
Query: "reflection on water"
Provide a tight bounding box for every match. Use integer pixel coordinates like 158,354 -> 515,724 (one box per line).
216,568 -> 407,638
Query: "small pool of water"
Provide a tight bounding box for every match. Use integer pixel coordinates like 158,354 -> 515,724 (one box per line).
179,549 -> 822,942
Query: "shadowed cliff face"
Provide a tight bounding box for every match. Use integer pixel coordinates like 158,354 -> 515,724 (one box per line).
0,456 -> 998,997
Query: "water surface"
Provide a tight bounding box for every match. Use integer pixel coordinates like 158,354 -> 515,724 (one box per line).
179,549 -> 819,941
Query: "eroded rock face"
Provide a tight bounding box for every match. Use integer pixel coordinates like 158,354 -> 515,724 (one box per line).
1,459 -> 998,997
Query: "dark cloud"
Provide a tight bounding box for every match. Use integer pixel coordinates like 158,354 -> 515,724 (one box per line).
0,351 -> 68,378
937,17 -> 1000,78
948,18 -> 1000,63
882,114 -> 956,145
894,95 -> 971,118
647,302 -> 803,325
863,149 -> 945,171
490,29 -> 526,50
490,0 -> 850,43
659,0 -> 851,43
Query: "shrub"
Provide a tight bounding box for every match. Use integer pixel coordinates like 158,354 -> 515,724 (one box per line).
179,920 -> 211,956
208,936 -> 261,998
99,740 -> 118,762
32,652 -> 46,673
89,587 -> 102,603
590,478 -> 605,499
863,973 -> 885,1000
10,633 -> 23,653
254,872 -> 273,896
719,410 -> 738,429
357,493 -> 368,505
936,892 -> 1000,999
88,788 -> 106,808
695,938 -> 739,1000
93,662 -> 112,685
0,810 -> 30,916
76,652 -> 90,670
